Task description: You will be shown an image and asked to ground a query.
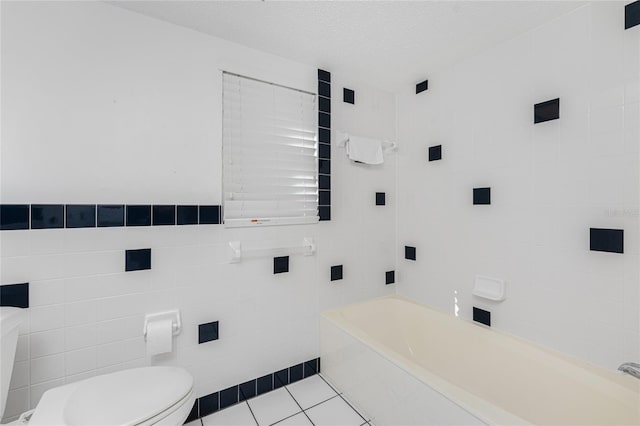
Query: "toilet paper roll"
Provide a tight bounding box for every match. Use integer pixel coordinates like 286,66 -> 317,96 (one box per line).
146,318 -> 173,357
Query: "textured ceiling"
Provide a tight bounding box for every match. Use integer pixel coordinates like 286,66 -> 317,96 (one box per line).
109,1 -> 586,93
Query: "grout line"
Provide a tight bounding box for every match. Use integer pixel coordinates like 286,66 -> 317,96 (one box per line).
269,410 -> 304,426
244,401 -> 259,426
282,381 -> 315,426
317,373 -> 341,394
337,393 -> 368,424
300,394 -> 340,412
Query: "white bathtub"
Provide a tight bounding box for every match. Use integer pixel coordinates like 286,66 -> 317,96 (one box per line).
320,295 -> 640,426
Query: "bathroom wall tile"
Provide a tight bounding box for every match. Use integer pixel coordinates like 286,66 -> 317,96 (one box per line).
4,386 -> 29,419
319,159 -> 331,175
318,81 -> 331,98
404,246 -> 416,261
30,353 -> 65,384
177,205 -> 198,225
65,205 -> 96,228
416,79 -> 429,94
319,112 -> 331,129
31,205 -> 64,229
65,324 -> 98,351
30,304 -> 64,333
239,379 -> 257,401
317,69 -> 331,83
330,265 -> 343,281
375,192 -> 386,206
319,128 -> 331,144
385,271 -> 395,285
274,256 -> 289,274
257,373 -> 273,396
625,0 -> 640,29
0,204 -> 29,230
65,347 -> 97,376
534,98 -> 560,123
319,175 -> 331,190
319,191 -> 331,206
30,329 -> 65,358
97,205 -> 124,227
185,400 -> 199,423
9,360 -> 29,390
428,145 -> 442,161
219,385 -> 239,409
199,392 -> 219,417
152,205 -> 175,226
198,321 -> 219,343
343,88 -> 355,104
473,307 -> 491,327
473,187 -> 491,205
199,205 -> 221,225
303,358 -> 319,378
319,96 -> 331,113
125,248 -> 151,272
289,363 -> 303,383
274,368 -> 289,388
590,228 -> 624,253
319,206 -> 331,221
319,143 -> 331,160
126,205 -> 151,226
0,283 -> 29,308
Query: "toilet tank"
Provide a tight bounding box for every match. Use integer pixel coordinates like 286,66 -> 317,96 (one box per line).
0,307 -> 24,420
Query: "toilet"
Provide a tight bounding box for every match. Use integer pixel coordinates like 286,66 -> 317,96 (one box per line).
1,307 -> 195,425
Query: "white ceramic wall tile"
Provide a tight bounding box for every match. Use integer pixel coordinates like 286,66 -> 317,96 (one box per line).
8,360 -> 29,390
30,354 -> 65,385
29,305 -> 64,333
201,402 -> 257,426
65,347 -> 97,376
247,388 -> 301,426
30,329 -> 65,358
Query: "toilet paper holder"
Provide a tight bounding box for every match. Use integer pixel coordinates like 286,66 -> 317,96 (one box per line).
143,310 -> 182,340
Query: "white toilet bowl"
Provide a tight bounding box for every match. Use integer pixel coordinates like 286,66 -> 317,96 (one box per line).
28,367 -> 195,426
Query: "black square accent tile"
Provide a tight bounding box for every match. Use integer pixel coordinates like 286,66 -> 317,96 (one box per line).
473,307 -> 491,326
331,265 -> 343,281
405,246 -> 416,261
319,190 -> 331,206
66,205 -> 96,228
274,368 -> 289,388
31,205 -> 64,229
199,205 -> 221,224
319,206 -> 331,221
473,187 -> 491,205
0,283 -> 29,308
343,88 -> 355,104
239,379 -> 257,401
199,392 -> 219,417
385,271 -> 395,285
152,205 -> 175,226
289,363 -> 304,383
319,96 -> 331,113
319,112 -> 331,129
185,400 -> 199,423
177,205 -> 198,225
317,358 -> 321,373
219,385 -> 238,410
376,192 -> 386,206
318,69 -> 331,83
274,256 -> 289,274
303,359 -> 319,378
590,228 -> 624,254
198,321 -> 219,343
97,205 -> 124,227
319,128 -> 331,144
416,79 -> 429,94
257,374 -> 273,396
319,175 -> 331,190
318,81 -> 331,98
428,145 -> 442,161
125,248 -> 151,272
626,0 -> 640,29
534,98 -> 560,123
126,205 -> 151,226
319,143 -> 331,159
319,159 -> 331,175
1,204 -> 29,230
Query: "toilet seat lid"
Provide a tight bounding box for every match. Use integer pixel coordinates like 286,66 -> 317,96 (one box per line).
64,367 -> 193,426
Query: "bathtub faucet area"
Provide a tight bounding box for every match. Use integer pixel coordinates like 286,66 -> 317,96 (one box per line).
618,362 -> 640,379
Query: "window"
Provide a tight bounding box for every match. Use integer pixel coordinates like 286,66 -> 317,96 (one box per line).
222,72 -> 318,227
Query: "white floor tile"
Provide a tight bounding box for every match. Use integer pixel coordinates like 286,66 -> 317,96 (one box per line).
286,375 -> 338,409
247,387 -> 301,426
202,402 -> 257,426
305,396 -> 366,426
273,412 -> 313,426
184,420 -> 202,426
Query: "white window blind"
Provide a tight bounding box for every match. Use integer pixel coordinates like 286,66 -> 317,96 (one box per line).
222,72 -> 318,227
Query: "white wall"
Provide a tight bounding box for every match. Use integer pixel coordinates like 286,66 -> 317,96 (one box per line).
396,2 -> 639,371
0,1 -> 396,421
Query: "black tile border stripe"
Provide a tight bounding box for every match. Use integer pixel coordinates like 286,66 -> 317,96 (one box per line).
317,68 -> 331,222
0,204 -> 223,230
0,283 -> 29,308
185,357 -> 321,423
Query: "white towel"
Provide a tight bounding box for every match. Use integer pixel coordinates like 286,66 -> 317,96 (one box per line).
346,136 -> 384,165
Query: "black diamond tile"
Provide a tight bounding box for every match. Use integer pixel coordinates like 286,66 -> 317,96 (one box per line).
473,307 -> 491,326
125,248 -> 151,272
198,321 -> 219,343
385,270 -> 395,285
473,187 -> 491,205
416,79 -> 428,94
376,192 -> 386,206
590,228 -> 624,254
330,265 -> 343,281
534,98 -> 560,124
428,145 -> 442,161
343,88 -> 355,104
274,256 -> 289,274
405,246 -> 416,261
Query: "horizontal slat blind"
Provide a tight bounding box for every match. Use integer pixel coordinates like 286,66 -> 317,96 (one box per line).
223,73 -> 319,227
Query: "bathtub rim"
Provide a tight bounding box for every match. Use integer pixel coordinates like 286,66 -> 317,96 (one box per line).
321,294 -> 639,426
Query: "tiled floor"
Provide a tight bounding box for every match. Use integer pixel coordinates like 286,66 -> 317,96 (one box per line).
186,374 -> 372,426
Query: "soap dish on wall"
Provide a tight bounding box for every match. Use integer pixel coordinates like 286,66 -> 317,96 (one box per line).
473,275 -> 505,301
